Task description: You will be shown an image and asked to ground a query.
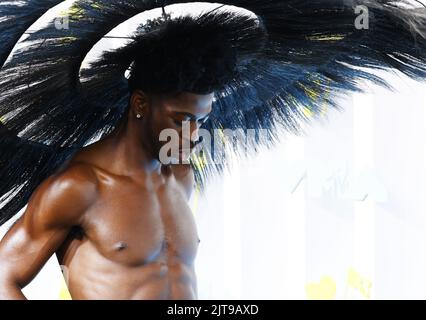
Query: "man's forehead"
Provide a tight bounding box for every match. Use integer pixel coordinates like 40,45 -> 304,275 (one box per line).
166,92 -> 213,114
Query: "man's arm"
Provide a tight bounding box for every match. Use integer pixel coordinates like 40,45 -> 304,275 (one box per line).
0,164 -> 98,299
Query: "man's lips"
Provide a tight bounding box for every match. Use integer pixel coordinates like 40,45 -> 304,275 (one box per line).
177,139 -> 202,156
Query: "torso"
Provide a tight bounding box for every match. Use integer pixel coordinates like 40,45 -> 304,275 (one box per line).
55,152 -> 200,300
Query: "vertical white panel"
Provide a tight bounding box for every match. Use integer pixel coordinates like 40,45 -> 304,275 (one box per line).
281,135 -> 306,299
352,93 -> 375,299
223,157 -> 242,299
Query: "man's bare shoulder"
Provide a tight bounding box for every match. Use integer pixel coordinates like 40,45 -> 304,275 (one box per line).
54,160 -> 100,186
27,162 -> 99,228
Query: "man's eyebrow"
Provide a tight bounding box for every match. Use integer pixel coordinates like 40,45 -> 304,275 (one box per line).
173,111 -> 209,121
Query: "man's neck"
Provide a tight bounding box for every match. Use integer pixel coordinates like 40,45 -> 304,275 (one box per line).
99,120 -> 163,177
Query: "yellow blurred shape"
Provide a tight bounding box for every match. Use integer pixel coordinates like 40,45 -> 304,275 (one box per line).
346,267 -> 372,299
190,183 -> 201,217
58,278 -> 72,300
305,276 -> 336,300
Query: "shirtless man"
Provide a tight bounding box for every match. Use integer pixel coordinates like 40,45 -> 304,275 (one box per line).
0,89 -> 212,299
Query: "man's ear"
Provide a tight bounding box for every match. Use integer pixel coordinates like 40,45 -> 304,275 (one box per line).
129,90 -> 150,117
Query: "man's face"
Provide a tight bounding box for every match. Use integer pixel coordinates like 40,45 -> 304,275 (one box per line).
138,91 -> 213,163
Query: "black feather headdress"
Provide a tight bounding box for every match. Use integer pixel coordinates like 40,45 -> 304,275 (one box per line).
1,0 -> 426,225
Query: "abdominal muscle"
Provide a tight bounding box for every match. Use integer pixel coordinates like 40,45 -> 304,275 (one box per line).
57,238 -> 197,300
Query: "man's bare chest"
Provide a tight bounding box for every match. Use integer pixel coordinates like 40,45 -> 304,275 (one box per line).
61,175 -> 200,268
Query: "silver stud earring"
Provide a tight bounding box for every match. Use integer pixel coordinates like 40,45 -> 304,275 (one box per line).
136,114 -> 142,119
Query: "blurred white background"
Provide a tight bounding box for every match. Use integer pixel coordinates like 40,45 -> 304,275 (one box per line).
1,1 -> 426,300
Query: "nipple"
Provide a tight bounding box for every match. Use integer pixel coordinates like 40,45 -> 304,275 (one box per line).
114,241 -> 127,251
